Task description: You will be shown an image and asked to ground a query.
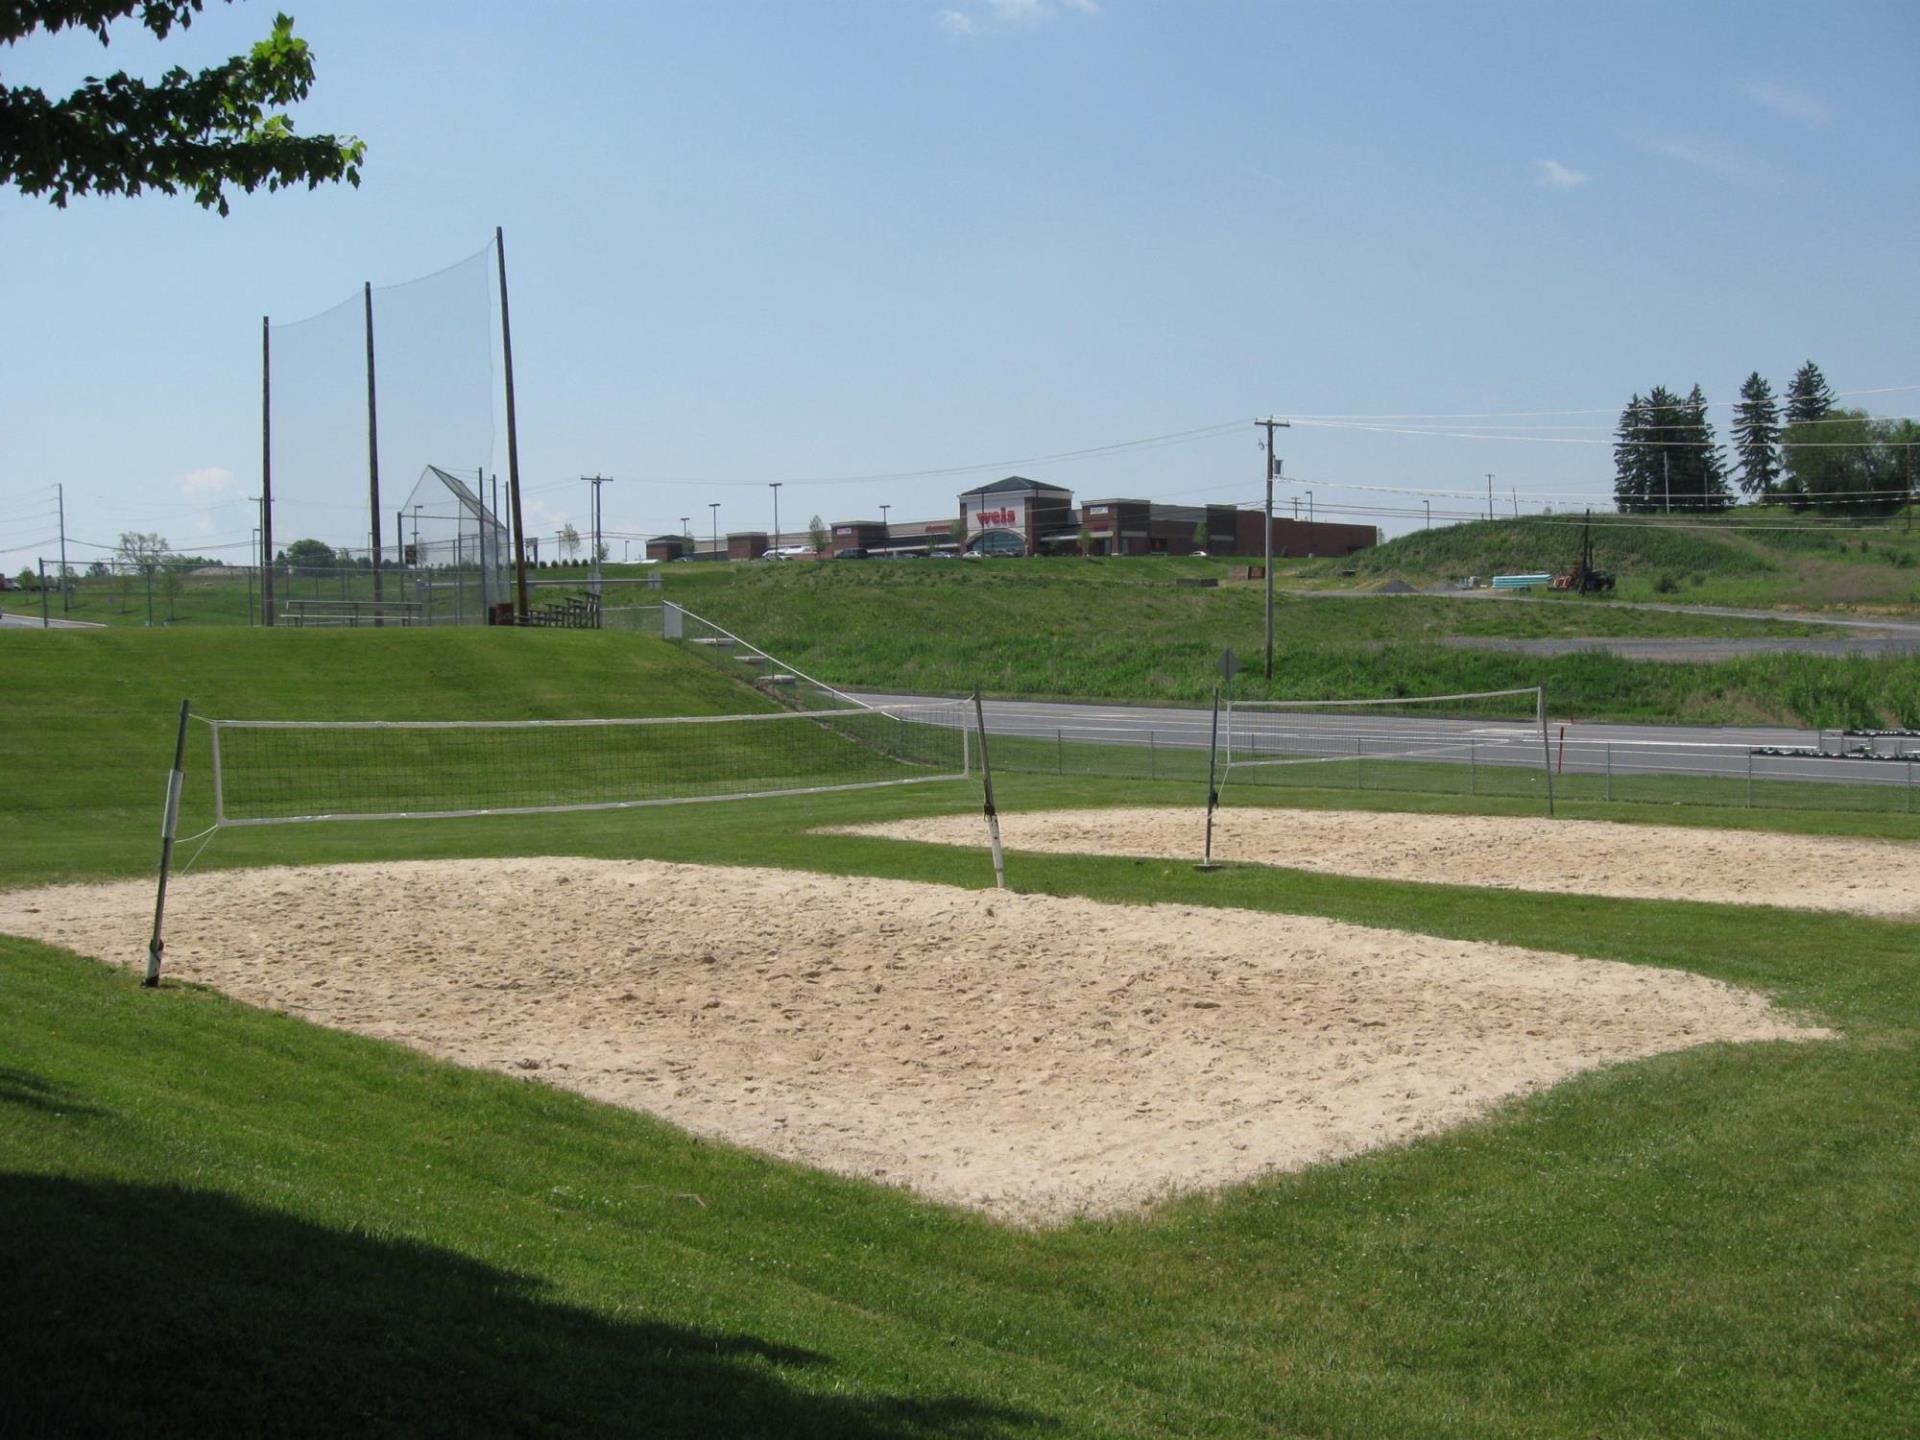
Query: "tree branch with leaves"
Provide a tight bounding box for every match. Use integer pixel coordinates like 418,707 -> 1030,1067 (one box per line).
1,2 -> 364,215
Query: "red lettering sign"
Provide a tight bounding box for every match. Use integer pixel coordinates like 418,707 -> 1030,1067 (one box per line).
975,506 -> 1018,528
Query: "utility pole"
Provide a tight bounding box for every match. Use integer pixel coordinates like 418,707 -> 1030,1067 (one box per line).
709,502 -> 721,560
769,482 -> 782,556
1423,498 -> 1430,530
1256,417 -> 1290,681
1663,451 -> 1671,514
1486,473 -> 1494,521
879,503 -> 890,533
56,483 -> 68,612
1512,488 -> 1519,518
586,474 -> 612,595
1306,490 -> 1314,525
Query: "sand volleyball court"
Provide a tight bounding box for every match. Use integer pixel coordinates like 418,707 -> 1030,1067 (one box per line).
0,858 -> 1827,1223
835,808 -> 1920,920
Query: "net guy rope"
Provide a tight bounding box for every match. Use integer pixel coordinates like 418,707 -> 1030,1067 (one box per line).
145,693 -> 1004,983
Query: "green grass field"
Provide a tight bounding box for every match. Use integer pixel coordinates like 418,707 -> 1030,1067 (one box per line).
4,626 -> 1918,1436
639,558 -> 1920,728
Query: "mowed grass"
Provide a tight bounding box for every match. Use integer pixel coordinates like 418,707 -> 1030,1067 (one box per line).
645,558 -> 1920,728
4,626 -> 1919,1437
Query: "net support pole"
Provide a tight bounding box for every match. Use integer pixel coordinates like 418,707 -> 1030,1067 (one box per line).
1538,687 -> 1556,816
261,317 -> 275,627
364,281 -> 384,623
497,226 -> 529,620
1199,684 -> 1223,870
146,699 -> 191,987
972,688 -> 1007,891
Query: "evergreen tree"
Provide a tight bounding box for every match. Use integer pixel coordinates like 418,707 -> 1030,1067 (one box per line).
1785,360 -> 1835,424
1615,385 -> 1730,513
1612,393 -> 1656,512
1731,371 -> 1781,498
1676,383 -> 1731,512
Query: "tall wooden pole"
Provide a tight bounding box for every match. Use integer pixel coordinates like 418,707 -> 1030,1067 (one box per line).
364,282 -> 384,620
1257,417 -> 1289,681
261,316 -> 275,627
496,226 -> 529,618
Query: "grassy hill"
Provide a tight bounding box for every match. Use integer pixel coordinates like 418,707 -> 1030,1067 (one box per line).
647,559 -> 1920,728
1304,509 -> 1920,613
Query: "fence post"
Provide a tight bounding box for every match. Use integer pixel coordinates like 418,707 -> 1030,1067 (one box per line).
1056,728 -> 1064,776
1355,736 -> 1364,790
1909,759 -> 1914,815
1746,751 -> 1753,809
1149,730 -> 1157,779
1469,737 -> 1477,796
1605,743 -> 1612,802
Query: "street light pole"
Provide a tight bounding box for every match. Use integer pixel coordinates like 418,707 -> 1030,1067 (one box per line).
1487,473 -> 1494,521
770,482 -> 782,558
1306,491 -> 1314,525
1256,417 -> 1290,681
709,502 -> 721,560
1423,499 -> 1430,530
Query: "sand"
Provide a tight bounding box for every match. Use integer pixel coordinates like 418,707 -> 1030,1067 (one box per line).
0,859 -> 1827,1224
834,808 -> 1920,921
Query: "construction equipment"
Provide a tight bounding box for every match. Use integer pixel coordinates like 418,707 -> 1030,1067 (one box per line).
1552,511 -> 1615,593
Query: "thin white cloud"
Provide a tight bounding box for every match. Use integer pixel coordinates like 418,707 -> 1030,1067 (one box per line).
938,0 -> 1099,33
1741,79 -> 1830,129
182,465 -> 233,497
1649,138 -> 1756,180
1536,159 -> 1588,189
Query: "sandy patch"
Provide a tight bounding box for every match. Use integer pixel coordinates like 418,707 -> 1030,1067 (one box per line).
0,859 -> 1826,1223
835,809 -> 1920,921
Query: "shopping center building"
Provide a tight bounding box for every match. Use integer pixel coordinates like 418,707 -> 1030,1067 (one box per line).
647,474 -> 1376,561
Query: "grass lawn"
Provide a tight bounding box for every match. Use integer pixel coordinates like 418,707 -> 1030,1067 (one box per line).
632,558 -> 1920,728
4,626 -> 1918,1436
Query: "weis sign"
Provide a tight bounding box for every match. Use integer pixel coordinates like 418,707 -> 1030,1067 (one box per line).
968,499 -> 1025,533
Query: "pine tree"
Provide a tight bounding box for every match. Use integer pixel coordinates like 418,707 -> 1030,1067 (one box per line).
1731,371 -> 1781,498
1678,383 -> 1731,512
1785,360 -> 1835,424
1643,384 -> 1685,512
1612,393 -> 1654,512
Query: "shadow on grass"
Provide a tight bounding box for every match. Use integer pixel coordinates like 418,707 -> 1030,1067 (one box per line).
0,1067 -> 103,1119
0,1174 -> 1041,1439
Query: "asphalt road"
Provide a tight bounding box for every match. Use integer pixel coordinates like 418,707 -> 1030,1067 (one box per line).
854,690 -> 1918,795
0,609 -> 100,629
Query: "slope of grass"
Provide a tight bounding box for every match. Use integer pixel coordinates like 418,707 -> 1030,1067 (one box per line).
645,561 -> 1920,727
1308,510 -> 1920,614
0,627 -> 777,880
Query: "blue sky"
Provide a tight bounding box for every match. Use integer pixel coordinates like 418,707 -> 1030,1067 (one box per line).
4,0 -> 1917,564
